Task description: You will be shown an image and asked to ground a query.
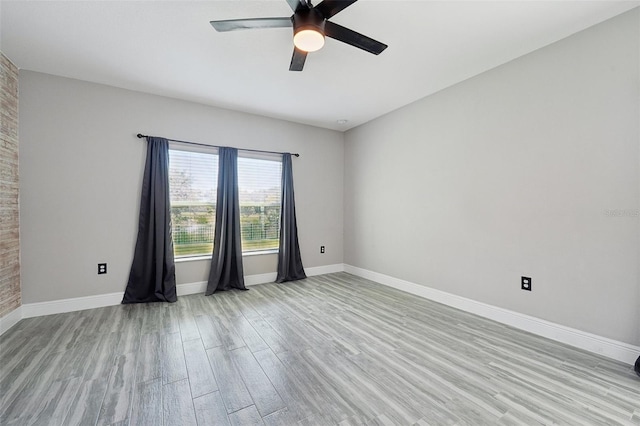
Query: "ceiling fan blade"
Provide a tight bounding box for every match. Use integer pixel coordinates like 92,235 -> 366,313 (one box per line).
289,47 -> 307,71
324,21 -> 387,55
286,0 -> 308,13
210,17 -> 292,32
316,0 -> 358,19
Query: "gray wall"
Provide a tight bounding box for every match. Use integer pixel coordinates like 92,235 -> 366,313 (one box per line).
19,72 -> 343,303
344,9 -> 639,346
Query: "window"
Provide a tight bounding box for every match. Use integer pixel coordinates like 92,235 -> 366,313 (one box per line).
168,148 -> 282,258
238,154 -> 282,253
169,147 -> 218,258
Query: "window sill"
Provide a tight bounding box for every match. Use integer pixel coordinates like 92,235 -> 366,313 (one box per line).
175,255 -> 211,263
175,249 -> 278,263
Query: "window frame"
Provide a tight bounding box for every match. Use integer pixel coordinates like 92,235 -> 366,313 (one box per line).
168,144 -> 282,261
237,151 -> 283,256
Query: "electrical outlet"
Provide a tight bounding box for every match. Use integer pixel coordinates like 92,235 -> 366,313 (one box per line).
320,245 -> 325,254
521,276 -> 531,291
98,263 -> 107,275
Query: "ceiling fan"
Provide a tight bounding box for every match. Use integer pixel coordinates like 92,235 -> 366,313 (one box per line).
210,0 -> 388,71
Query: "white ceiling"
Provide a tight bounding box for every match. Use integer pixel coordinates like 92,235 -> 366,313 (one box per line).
1,1 -> 638,131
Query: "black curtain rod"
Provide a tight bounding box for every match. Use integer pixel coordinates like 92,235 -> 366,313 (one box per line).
136,134 -> 300,157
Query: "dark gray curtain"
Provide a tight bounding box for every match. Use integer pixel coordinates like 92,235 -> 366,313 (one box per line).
276,153 -> 306,283
206,147 -> 247,295
123,137 -> 177,303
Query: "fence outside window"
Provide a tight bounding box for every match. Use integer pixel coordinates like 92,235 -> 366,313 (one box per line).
171,204 -> 280,257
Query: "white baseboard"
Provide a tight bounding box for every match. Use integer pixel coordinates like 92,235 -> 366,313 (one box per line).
176,263 -> 345,294
246,272 -> 277,286
22,292 -> 124,318
306,263 -> 345,276
344,264 -> 640,366
177,281 -> 207,296
0,306 -> 23,335
13,263 -> 346,323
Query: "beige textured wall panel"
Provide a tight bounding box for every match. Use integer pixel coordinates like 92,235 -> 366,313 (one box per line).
0,52 -> 21,318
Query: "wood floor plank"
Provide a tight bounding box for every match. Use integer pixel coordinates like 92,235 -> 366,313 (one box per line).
228,405 -> 264,426
38,313 -> 84,355
276,349 -> 360,423
163,303 -> 182,334
245,317 -> 289,354
367,413 -> 398,426
84,332 -> 123,381
206,345 -> 254,414
300,347 -> 421,424
298,411 -> 341,425
193,391 -> 231,426
129,378 -> 163,426
253,348 -> 318,422
113,317 -> 142,356
139,303 -> 163,334
230,315 -> 270,353
183,337 -> 218,398
163,331 -> 188,384
97,352 -> 136,425
212,292 -> 244,320
21,376 -> 82,426
229,346 -> 286,417
0,333 -> 40,382
347,350 -> 457,421
228,291 -> 263,322
1,349 -> 67,423
0,344 -> 52,416
195,314 -> 223,349
64,378 -> 109,426
163,378 -> 197,426
216,314 -> 249,351
136,332 -> 163,383
261,408 -> 298,426
53,340 -> 97,381
178,307 -> 202,342
86,306 -> 118,336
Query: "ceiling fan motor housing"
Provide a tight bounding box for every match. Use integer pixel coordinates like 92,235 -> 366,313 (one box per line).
293,9 -> 326,37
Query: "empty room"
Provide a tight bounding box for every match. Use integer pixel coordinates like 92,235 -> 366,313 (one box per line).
1,1 -> 639,425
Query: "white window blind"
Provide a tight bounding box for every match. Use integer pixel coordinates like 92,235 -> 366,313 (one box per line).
168,148 -> 218,258
238,154 -> 282,253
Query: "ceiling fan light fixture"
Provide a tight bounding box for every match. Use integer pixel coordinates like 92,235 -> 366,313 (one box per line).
294,29 -> 325,52
292,10 -> 326,53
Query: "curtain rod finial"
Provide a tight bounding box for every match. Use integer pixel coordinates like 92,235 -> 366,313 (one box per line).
137,133 -> 145,139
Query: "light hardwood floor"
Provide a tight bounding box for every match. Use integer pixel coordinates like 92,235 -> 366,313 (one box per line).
1,272 -> 639,425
